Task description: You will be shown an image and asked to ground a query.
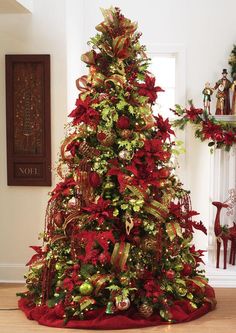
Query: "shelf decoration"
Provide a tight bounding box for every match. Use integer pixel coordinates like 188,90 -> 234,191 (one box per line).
171,102 -> 236,151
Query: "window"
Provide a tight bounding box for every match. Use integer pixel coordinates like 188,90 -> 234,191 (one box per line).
149,54 -> 176,119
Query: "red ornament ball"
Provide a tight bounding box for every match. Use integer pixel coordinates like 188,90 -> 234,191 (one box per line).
182,263 -> 193,276
89,171 -> 101,188
116,115 -> 130,129
97,130 -> 115,146
165,269 -> 175,280
98,252 -> 108,265
159,168 -> 170,179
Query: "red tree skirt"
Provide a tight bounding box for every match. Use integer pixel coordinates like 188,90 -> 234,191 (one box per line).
18,285 -> 216,330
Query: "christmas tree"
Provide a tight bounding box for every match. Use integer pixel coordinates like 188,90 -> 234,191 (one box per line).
18,7 -> 216,329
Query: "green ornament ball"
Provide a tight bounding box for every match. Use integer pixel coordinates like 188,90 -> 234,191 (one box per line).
176,286 -> 187,297
55,263 -> 63,271
79,282 -> 94,295
174,263 -> 183,272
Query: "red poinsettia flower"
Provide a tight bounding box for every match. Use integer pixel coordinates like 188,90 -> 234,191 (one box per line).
63,277 -> 75,292
223,130 -> 236,146
51,177 -> 76,200
66,140 -> 81,157
136,75 -> 164,104
202,121 -> 222,140
83,197 -> 113,224
154,114 -> 175,141
69,96 -> 100,127
26,246 -> 45,266
144,279 -> 163,300
185,106 -> 203,121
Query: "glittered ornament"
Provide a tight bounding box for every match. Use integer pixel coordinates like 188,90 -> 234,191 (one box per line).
120,129 -> 132,139
97,130 -> 116,147
119,276 -> 129,286
118,150 -> 132,161
141,236 -> 157,252
138,302 -> 153,318
116,297 -> 130,311
79,282 -> 94,295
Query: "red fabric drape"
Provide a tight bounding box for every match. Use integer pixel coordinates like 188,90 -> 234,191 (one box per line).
18,284 -> 215,330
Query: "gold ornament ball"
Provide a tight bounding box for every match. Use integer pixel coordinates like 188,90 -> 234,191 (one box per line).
141,236 -> 157,252
119,276 -> 129,286
120,129 -> 132,139
79,282 -> 94,295
116,297 -> 131,311
138,302 -> 153,318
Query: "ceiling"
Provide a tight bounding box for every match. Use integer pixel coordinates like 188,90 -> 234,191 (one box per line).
0,0 -> 31,13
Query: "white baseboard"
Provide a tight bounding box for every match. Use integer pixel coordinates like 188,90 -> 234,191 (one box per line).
206,264 -> 236,287
1,262 -> 235,287
0,263 -> 26,283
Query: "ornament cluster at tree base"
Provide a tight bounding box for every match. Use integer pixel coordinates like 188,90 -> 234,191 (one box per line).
19,287 -> 215,329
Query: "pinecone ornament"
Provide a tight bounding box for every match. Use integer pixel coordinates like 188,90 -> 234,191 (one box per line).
138,302 -> 153,318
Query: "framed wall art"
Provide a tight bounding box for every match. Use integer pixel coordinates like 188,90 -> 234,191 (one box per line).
5,54 -> 51,186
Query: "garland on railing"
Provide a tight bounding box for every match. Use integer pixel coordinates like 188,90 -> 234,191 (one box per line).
171,102 -> 236,151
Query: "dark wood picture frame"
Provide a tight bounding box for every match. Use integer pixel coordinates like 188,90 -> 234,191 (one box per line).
5,54 -> 51,186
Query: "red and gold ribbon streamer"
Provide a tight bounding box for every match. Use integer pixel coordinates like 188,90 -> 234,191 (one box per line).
79,296 -> 96,311
111,242 -> 130,271
60,133 -> 81,162
76,75 -> 90,93
89,274 -> 113,296
144,199 -> 169,222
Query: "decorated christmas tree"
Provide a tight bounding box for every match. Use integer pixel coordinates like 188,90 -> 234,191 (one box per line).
18,7 -> 216,329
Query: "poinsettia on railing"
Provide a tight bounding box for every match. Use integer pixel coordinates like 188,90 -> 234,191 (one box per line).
171,101 -> 236,151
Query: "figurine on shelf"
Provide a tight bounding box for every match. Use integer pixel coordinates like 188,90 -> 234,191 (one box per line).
202,82 -> 214,113
231,73 -> 236,115
214,69 -> 232,115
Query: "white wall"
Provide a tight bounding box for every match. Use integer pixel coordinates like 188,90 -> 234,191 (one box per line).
0,0 -> 68,281
1,0 -> 236,281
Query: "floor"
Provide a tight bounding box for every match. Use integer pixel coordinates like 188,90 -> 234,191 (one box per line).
0,284 -> 235,333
